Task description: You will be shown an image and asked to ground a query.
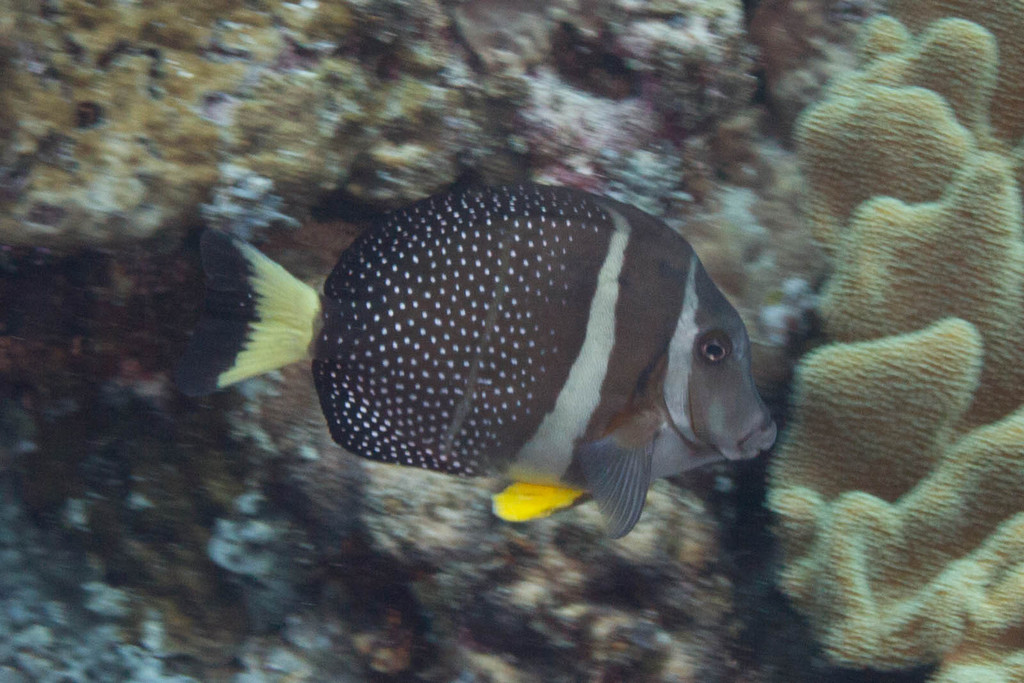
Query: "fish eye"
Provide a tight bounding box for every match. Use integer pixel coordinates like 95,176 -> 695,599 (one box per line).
696,330 -> 731,364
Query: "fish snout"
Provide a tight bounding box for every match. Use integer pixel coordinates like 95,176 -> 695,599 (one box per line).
740,415 -> 777,456
726,415 -> 777,461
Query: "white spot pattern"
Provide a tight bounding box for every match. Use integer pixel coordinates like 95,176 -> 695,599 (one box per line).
312,185 -> 612,476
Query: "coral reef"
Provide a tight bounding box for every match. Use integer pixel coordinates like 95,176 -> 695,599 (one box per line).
450,0 -> 552,75
0,0 -> 836,680
225,354 -> 747,681
797,12 -> 1024,428
770,6 -> 1024,681
822,151 -> 1024,429
772,320 -> 1024,681
887,0 -> 1024,146
516,66 -> 662,192
453,0 -> 755,130
796,17 -> 988,254
511,0 -> 756,190
207,492 -> 316,632
199,164 -> 299,242
2,0 -> 821,380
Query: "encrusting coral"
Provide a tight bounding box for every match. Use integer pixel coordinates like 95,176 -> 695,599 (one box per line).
769,5 -> 1024,682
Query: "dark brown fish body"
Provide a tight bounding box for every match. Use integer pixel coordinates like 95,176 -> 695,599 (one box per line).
178,184 -> 776,536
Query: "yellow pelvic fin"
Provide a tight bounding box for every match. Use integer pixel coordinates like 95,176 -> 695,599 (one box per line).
492,482 -> 587,522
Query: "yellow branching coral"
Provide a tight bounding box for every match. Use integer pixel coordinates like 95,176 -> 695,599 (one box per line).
796,16 -> 1001,254
770,7 -> 1024,681
824,152 -> 1024,428
888,0 -> 1024,146
772,320 -> 1024,676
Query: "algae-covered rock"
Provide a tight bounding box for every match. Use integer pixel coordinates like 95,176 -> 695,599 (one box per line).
1,0 -> 766,251
748,0 -> 882,134
239,361 -> 744,682
0,0 -> 494,248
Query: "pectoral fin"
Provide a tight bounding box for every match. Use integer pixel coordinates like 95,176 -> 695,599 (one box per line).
492,482 -> 587,522
577,437 -> 653,538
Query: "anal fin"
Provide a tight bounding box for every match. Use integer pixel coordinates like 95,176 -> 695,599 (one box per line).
578,436 -> 653,538
493,482 -> 587,522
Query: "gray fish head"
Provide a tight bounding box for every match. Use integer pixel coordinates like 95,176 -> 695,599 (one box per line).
663,261 -> 776,464
685,330 -> 776,461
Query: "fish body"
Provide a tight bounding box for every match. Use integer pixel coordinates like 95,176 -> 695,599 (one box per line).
178,184 -> 775,537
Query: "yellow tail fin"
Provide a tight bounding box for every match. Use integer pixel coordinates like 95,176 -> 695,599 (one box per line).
492,482 -> 587,522
177,231 -> 321,395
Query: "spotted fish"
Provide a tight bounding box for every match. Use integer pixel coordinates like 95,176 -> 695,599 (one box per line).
177,184 -> 776,537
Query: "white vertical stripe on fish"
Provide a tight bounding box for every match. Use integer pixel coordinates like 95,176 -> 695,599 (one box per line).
509,208 -> 632,482
664,253 -> 700,441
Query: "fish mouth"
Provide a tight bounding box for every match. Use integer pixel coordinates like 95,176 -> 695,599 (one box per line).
734,417 -> 777,458
669,397 -> 776,461
709,417 -> 777,461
